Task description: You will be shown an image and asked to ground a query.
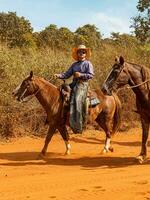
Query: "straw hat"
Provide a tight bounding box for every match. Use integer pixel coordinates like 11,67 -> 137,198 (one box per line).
72,44 -> 91,61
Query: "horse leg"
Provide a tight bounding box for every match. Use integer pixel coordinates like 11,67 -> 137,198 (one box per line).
96,114 -> 113,154
137,117 -> 149,163
38,125 -> 56,158
102,129 -> 114,154
103,114 -> 114,153
58,125 -> 71,155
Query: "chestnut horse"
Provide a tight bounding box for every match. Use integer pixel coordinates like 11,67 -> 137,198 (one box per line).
102,56 -> 150,163
12,71 -> 121,158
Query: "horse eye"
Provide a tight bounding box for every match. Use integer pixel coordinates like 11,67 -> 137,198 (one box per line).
25,82 -> 30,87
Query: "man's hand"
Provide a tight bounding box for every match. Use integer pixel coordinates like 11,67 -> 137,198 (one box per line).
74,72 -> 81,78
54,74 -> 60,78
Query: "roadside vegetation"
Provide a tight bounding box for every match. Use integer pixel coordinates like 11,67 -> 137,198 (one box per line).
0,0 -> 149,137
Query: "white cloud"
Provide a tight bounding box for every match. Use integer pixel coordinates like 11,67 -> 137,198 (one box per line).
89,12 -> 131,37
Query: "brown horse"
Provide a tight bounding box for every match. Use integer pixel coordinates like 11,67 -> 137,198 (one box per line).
102,56 -> 150,163
12,71 -> 121,157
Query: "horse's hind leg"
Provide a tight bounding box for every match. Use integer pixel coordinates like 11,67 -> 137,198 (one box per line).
96,114 -> 113,154
137,117 -> 149,163
102,128 -> 114,154
39,125 -> 56,158
58,125 -> 71,155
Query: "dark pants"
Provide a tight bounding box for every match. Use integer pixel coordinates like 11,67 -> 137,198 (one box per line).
69,81 -> 89,133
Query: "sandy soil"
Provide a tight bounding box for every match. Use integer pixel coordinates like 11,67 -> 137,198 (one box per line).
0,128 -> 150,200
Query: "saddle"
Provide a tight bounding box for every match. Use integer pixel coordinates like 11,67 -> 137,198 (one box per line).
87,90 -> 100,107
60,83 -> 100,108
45,83 -> 100,126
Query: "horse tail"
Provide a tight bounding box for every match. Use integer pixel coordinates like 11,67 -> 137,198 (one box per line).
112,92 -> 122,134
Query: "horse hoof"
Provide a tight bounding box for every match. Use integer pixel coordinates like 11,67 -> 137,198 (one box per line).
100,148 -> 108,155
100,146 -> 114,154
109,147 -> 114,152
37,153 -> 46,160
64,151 -> 71,156
136,155 -> 146,164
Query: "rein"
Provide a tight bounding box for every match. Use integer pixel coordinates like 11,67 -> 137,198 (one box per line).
22,87 -> 41,102
116,79 -> 150,93
21,77 -> 56,103
126,79 -> 150,89
116,64 -> 150,91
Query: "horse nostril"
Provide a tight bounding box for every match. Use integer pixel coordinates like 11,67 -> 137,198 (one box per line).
12,91 -> 17,96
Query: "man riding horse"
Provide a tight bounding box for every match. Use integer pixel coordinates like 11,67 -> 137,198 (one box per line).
55,44 -> 94,134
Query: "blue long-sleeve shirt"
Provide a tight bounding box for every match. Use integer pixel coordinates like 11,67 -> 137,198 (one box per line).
58,60 -> 94,80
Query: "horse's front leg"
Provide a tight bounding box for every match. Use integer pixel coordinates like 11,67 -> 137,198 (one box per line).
38,125 -> 56,159
58,125 -> 71,155
101,118 -> 114,154
102,131 -> 114,154
137,117 -> 149,163
96,114 -> 114,154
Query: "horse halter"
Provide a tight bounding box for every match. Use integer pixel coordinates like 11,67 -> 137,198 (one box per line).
17,79 -> 40,102
103,62 -> 125,92
22,84 -> 41,102
116,64 -> 150,91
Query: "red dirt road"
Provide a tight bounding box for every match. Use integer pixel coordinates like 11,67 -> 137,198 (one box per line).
0,128 -> 150,200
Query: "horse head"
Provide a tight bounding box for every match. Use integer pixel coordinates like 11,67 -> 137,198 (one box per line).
102,56 -> 130,94
12,71 -> 38,102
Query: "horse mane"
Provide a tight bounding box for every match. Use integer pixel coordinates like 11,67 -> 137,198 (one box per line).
127,62 -> 150,90
32,76 -> 62,114
34,76 -> 61,93
127,62 -> 143,71
35,76 -> 58,88
141,66 -> 150,91
33,76 -> 61,99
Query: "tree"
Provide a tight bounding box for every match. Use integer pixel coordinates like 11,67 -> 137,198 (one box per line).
37,25 -> 74,50
110,32 -> 139,46
0,12 -> 34,47
131,0 -> 150,43
75,24 -> 102,49
56,27 -> 74,50
36,24 -> 58,49
137,0 -> 150,12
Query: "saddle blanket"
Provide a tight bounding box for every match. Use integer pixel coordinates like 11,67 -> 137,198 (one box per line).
88,96 -> 100,107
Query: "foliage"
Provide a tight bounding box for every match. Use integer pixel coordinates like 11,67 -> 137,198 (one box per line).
137,0 -> 150,12
36,24 -> 58,49
131,0 -> 150,43
0,11 -> 150,137
36,24 -> 102,50
0,12 -> 35,48
75,24 -> 102,49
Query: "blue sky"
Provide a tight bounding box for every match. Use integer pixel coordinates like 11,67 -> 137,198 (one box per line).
0,0 -> 139,38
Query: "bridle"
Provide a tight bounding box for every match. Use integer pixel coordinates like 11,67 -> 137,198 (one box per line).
18,76 -> 55,102
20,83 -> 41,102
114,63 -> 150,91
127,79 -> 150,89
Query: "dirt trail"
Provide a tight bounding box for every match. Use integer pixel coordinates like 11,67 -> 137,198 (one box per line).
0,128 -> 150,200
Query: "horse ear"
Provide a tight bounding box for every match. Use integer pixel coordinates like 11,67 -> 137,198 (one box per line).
119,56 -> 124,65
115,56 -> 119,63
30,71 -> 33,78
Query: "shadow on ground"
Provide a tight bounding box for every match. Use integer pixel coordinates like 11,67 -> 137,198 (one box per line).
71,136 -> 150,147
0,151 -> 149,169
